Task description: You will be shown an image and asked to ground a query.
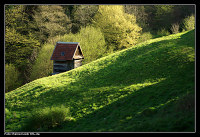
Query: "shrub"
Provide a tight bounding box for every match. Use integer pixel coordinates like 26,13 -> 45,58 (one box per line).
182,14 -> 195,31
137,32 -> 153,44
30,44 -> 54,81
24,105 -> 71,131
170,23 -> 180,34
77,26 -> 107,64
5,64 -> 21,92
157,28 -> 170,37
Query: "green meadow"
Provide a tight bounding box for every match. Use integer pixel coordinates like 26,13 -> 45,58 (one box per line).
5,30 -> 195,132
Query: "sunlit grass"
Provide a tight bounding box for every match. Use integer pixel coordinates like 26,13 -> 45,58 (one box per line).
5,30 -> 195,132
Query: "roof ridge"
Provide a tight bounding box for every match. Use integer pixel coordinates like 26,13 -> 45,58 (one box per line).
57,42 -> 79,44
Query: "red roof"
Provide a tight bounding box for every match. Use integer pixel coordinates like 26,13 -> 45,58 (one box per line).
51,42 -> 83,60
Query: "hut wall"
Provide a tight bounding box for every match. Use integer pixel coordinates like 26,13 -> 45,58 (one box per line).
74,59 -> 82,68
53,59 -> 82,73
53,60 -> 74,73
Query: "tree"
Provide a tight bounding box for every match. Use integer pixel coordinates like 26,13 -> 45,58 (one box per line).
5,27 -> 40,83
151,5 -> 175,31
70,5 -> 99,33
5,5 -> 27,31
33,5 -> 71,43
77,26 -> 106,64
124,5 -> 149,31
92,5 -> 142,51
30,43 -> 54,81
5,5 -> 40,85
144,5 -> 195,32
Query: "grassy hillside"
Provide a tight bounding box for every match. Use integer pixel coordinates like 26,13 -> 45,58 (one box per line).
5,30 -> 195,132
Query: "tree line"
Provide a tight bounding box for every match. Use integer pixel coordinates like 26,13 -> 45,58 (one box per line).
5,5 -> 195,92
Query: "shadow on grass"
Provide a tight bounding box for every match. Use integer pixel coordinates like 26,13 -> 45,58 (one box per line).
49,77 -> 194,132
50,30 -> 195,132
20,72 -> 194,132
10,30 -> 195,132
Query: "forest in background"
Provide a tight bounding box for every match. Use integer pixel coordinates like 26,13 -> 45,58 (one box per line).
5,5 -> 195,92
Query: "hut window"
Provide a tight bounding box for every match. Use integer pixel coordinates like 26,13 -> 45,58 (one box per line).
61,52 -> 65,56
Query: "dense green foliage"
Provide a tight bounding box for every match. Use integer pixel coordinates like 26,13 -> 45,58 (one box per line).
5,30 -> 195,132
33,5 -> 71,43
5,5 -> 40,88
137,32 -> 153,43
5,27 -> 40,67
182,14 -> 195,31
29,44 -> 54,81
142,5 -> 195,32
5,64 -> 21,92
69,5 -> 98,33
5,26 -> 40,87
92,5 -> 142,50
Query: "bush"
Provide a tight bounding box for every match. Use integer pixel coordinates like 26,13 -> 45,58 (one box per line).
5,64 -> 21,92
24,105 -> 71,131
157,28 -> 170,37
182,14 -> 195,31
30,44 -> 54,81
170,23 -> 180,34
137,32 -> 153,44
77,26 -> 107,64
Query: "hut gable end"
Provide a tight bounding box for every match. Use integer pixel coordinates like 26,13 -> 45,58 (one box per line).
73,46 -> 84,60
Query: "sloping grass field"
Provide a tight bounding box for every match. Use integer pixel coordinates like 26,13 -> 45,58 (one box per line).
5,30 -> 195,132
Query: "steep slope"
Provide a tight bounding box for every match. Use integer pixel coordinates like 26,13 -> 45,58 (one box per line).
5,30 -> 195,132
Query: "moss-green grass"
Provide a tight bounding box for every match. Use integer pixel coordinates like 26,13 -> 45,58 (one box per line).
5,30 -> 195,132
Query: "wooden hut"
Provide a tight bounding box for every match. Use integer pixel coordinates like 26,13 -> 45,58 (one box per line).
50,42 -> 84,75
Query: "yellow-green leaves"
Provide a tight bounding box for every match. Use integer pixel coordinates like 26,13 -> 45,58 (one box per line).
92,5 -> 142,50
